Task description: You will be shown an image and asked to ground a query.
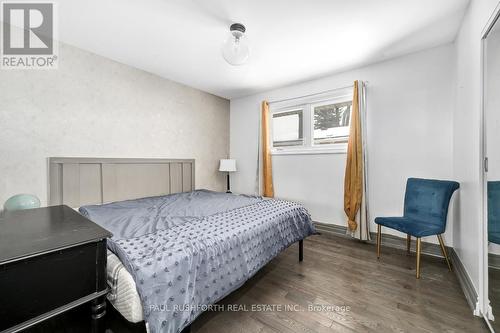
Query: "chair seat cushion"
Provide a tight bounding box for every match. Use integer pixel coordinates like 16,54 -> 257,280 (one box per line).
374,216 -> 444,237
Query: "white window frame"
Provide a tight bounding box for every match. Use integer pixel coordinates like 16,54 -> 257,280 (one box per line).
270,91 -> 352,155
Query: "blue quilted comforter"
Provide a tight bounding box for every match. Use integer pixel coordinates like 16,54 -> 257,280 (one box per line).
79,190 -> 315,333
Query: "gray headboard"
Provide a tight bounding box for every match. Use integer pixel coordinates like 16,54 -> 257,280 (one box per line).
48,157 -> 195,207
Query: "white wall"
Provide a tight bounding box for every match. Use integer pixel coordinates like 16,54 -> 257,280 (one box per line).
453,0 -> 500,302
0,42 -> 230,207
230,44 -> 456,245
486,25 -> 500,255
486,27 -> 500,182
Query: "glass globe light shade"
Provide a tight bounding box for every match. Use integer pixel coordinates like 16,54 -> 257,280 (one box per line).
222,25 -> 249,66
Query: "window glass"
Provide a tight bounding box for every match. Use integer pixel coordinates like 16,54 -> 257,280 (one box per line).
313,101 -> 352,145
272,110 -> 304,147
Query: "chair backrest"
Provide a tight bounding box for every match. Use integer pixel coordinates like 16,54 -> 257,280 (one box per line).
488,181 -> 500,237
403,178 -> 459,228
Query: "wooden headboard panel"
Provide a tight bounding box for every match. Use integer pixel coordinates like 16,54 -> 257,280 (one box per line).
48,157 -> 195,207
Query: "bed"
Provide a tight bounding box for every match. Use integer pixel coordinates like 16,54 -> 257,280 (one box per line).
48,158 -> 315,333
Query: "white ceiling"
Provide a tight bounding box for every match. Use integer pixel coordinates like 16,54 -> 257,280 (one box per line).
56,0 -> 469,99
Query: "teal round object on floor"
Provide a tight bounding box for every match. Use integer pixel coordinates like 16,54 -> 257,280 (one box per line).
4,194 -> 41,211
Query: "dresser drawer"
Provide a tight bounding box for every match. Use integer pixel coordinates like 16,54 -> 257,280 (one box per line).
0,240 -> 107,331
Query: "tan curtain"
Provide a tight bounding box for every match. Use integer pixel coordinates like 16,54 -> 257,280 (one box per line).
261,101 -> 274,197
344,81 -> 363,232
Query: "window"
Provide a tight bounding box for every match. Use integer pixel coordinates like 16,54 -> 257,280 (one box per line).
313,101 -> 352,145
270,92 -> 352,154
272,109 -> 303,147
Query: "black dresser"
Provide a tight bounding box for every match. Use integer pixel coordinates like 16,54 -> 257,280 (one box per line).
0,205 -> 112,333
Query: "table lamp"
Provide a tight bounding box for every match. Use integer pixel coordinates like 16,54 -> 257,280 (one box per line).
219,159 -> 237,193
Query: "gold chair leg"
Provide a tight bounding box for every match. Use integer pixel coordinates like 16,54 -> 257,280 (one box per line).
406,234 -> 411,253
437,234 -> 452,271
377,224 -> 381,259
416,238 -> 421,279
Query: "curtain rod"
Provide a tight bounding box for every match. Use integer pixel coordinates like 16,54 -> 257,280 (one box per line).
267,84 -> 355,105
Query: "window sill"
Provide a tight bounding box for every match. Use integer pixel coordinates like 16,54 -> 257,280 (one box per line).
271,146 -> 347,156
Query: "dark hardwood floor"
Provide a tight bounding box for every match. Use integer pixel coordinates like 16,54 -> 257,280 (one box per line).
27,234 -> 487,333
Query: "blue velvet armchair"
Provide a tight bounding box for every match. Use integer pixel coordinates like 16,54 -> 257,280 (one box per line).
374,178 -> 459,278
488,181 -> 500,245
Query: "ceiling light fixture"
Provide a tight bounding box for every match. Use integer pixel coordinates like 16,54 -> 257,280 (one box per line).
222,23 -> 249,66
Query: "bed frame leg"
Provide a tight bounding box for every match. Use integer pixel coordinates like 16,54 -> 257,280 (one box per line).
91,296 -> 106,333
181,324 -> 191,333
299,239 -> 303,262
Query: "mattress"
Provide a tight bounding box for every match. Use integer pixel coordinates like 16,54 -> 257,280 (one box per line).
107,250 -> 143,323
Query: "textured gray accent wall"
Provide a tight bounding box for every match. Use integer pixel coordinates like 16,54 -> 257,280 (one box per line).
0,42 -> 229,206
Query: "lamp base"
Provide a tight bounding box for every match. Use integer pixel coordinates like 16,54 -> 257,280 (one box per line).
226,174 -> 231,193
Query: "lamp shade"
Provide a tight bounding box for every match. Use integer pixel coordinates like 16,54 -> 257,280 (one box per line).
222,23 -> 249,66
219,159 -> 237,172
